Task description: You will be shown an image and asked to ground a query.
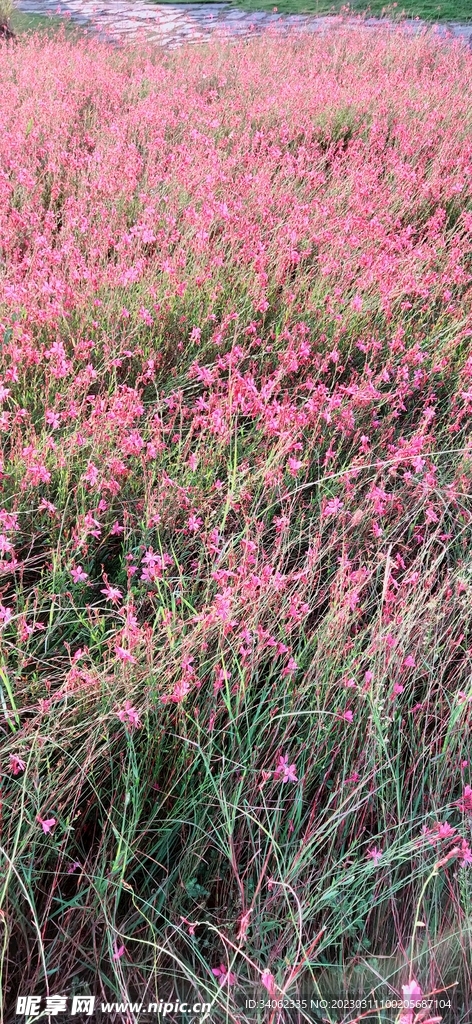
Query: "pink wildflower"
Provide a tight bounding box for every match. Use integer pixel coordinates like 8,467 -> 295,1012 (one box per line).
287,456 -> 304,475
45,410 -> 60,429
401,979 -> 422,1007
391,683 -> 404,697
187,513 -> 203,533
457,785 -> 472,814
273,754 -> 298,783
117,701 -> 141,730
71,565 -> 88,583
433,821 -> 456,839
323,497 -> 344,517
9,754 -> 26,775
37,816 -> 56,834
459,839 -> 472,865
72,648 -> 87,662
67,861 -> 82,874
367,846 -> 382,864
338,709 -> 354,722
83,463 -> 99,487
0,605 -> 13,626
281,657 -> 298,678
112,944 -> 125,961
101,582 -> 123,604
434,846 -> 461,869
261,969 -> 277,996
212,964 -> 236,985
114,646 -> 137,664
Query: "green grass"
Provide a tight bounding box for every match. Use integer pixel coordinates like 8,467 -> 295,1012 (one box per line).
8,9 -> 91,38
232,0 -> 472,18
2,13 -> 472,1023
148,0 -> 472,21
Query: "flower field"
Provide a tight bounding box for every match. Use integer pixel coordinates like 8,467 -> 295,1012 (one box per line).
1,21 -> 472,1022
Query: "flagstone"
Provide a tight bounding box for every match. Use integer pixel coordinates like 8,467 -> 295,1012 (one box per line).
15,0 -> 472,51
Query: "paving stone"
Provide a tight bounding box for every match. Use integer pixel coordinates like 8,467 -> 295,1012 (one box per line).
15,0 -> 472,53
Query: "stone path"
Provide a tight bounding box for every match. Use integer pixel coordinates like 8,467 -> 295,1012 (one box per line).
15,0 -> 472,51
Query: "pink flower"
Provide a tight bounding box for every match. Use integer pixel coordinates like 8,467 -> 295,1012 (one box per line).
45,410 -> 60,429
101,583 -> 123,604
9,754 -> 26,775
212,964 -> 236,985
435,845 -> 461,869
71,565 -> 88,583
261,969 -> 277,996
0,605 -> 13,626
392,682 -> 404,696
367,846 -> 382,864
433,821 -> 456,839
459,839 -> 472,865
113,944 -> 125,961
457,785 -> 472,814
117,701 -> 141,730
139,307 -> 153,326
287,456 -> 304,475
187,513 -> 203,533
83,463 -> 99,486
273,754 -> 298,783
410,702 -> 424,715
337,709 -> 353,722
114,646 -> 137,664
67,861 -> 82,873
37,816 -> 56,834
281,657 -> 298,678
323,497 -> 344,517
180,915 -> 197,936
402,979 -> 422,1007
403,655 -> 415,668
73,648 -> 87,663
